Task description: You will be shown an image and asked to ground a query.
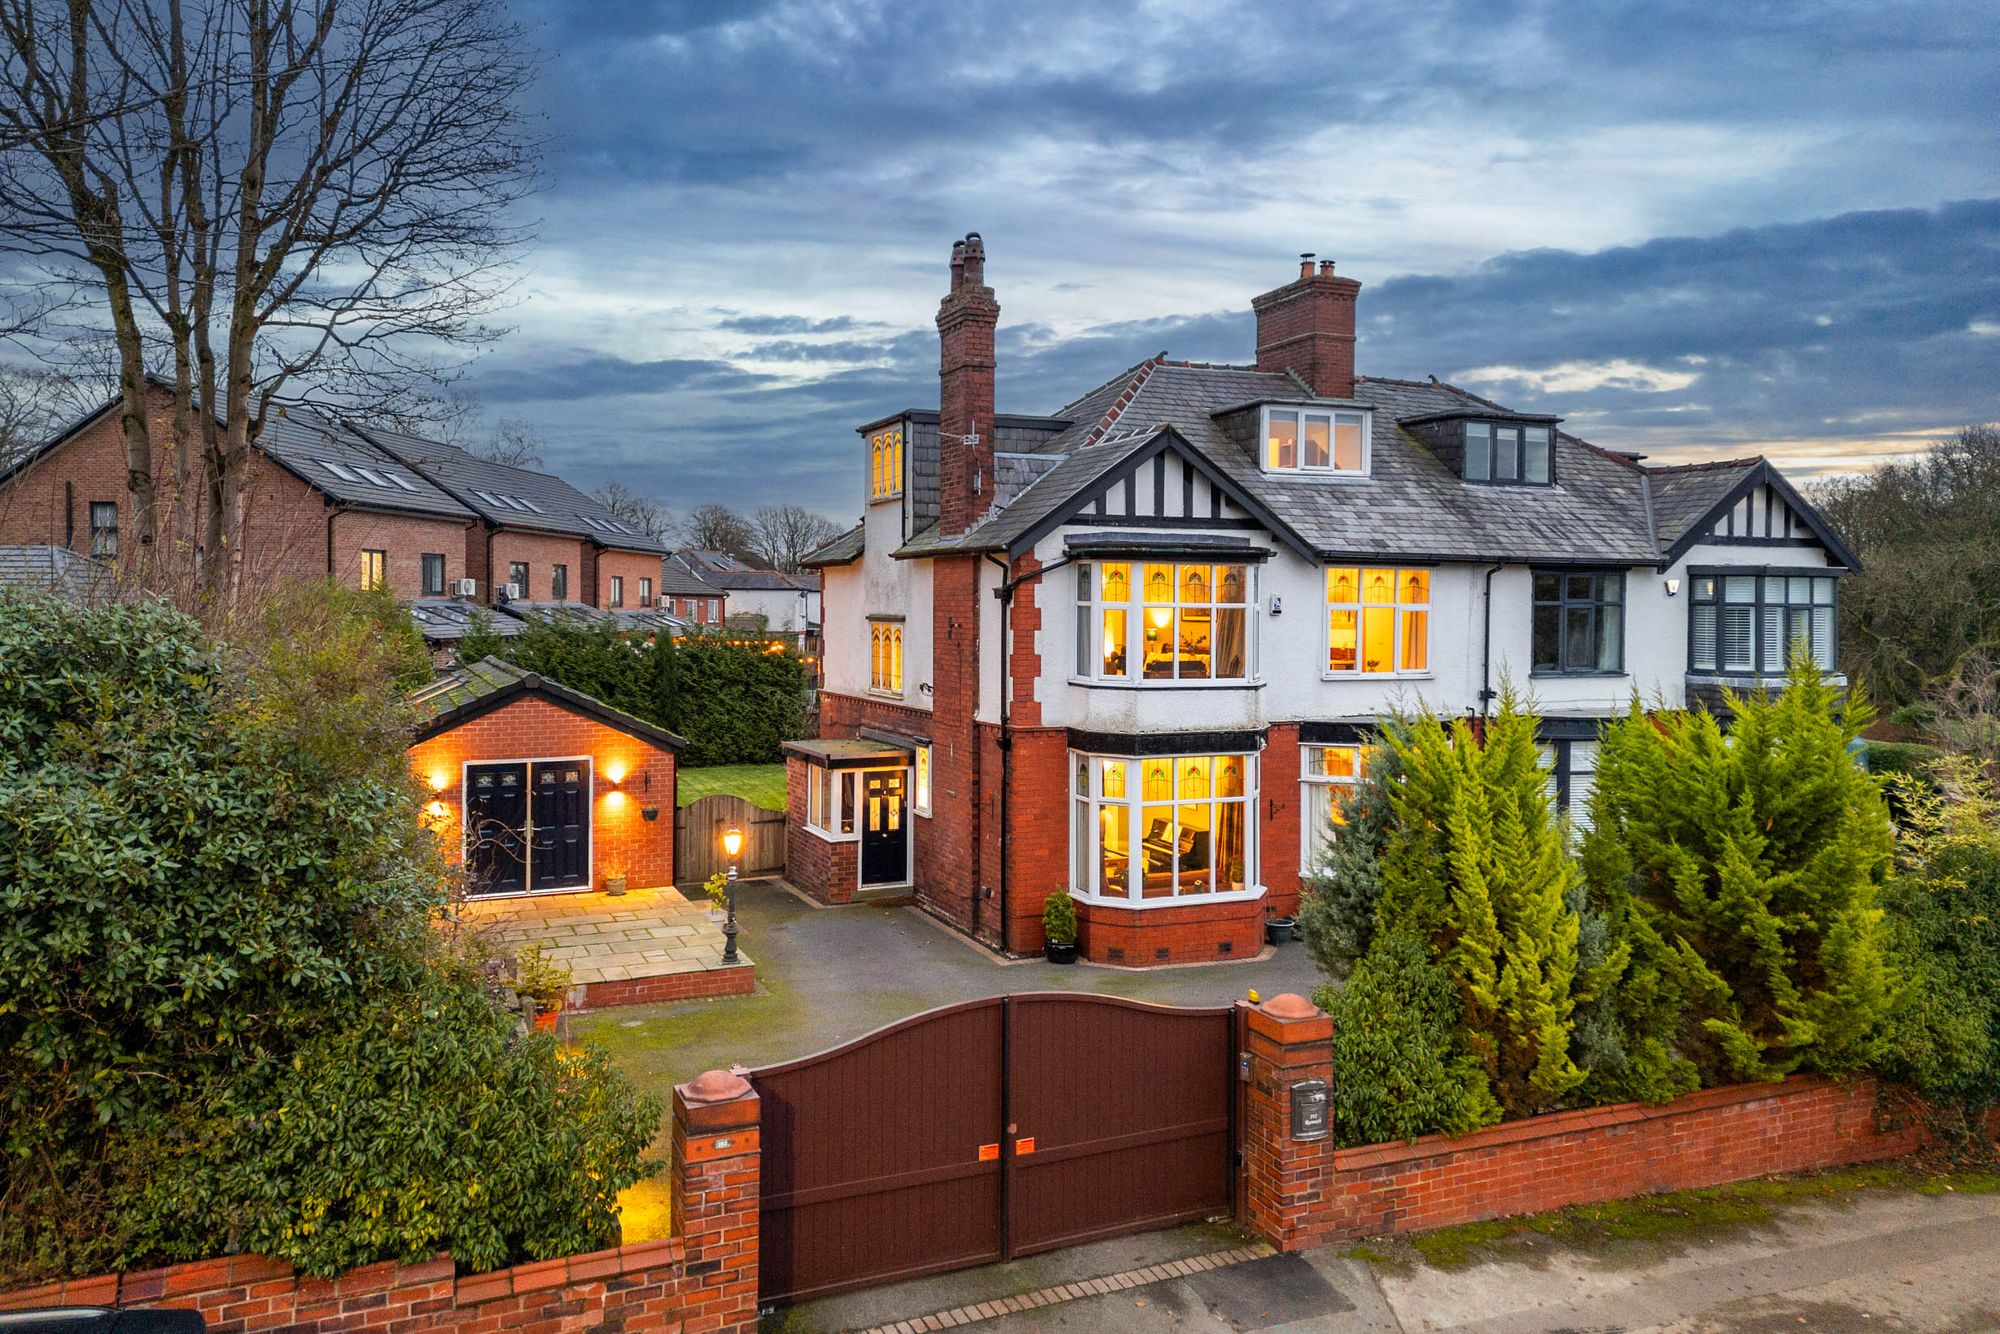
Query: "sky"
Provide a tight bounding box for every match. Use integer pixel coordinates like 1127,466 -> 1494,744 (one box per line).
466,0 -> 1999,525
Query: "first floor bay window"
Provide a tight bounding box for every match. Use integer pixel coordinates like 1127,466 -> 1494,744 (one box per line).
1074,560 -> 1254,683
1326,566 -> 1429,674
1689,571 -> 1837,674
1070,752 -> 1257,901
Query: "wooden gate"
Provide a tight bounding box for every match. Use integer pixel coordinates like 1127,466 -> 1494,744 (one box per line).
676,793 -> 786,885
751,993 -> 1236,1306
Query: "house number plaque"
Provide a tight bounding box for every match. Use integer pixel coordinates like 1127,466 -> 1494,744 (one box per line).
1289,1078 -> 1329,1141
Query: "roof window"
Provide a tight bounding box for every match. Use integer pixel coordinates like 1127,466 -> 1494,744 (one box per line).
319,459 -> 361,482
1464,422 -> 1553,486
1260,405 -> 1370,477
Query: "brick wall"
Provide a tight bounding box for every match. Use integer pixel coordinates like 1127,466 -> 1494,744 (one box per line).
784,754 -> 859,905
926,554 -> 988,942
323,508 -> 472,599
408,695 -> 677,892
489,528 -> 591,603
1078,893 -> 1266,966
995,726 -> 1068,953
598,548 -> 662,609
1251,262 -> 1361,398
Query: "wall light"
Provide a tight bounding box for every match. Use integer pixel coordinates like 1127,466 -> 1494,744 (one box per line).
1664,577 -> 1682,597
425,799 -> 450,819
428,771 -> 450,792
605,764 -> 627,788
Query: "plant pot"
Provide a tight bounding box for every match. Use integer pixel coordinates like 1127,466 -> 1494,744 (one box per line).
604,874 -> 628,897
1264,917 -> 1296,946
532,1006 -> 560,1032
1043,939 -> 1080,965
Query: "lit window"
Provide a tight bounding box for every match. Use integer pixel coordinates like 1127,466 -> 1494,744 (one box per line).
804,762 -> 858,838
609,575 -> 625,607
1532,571 -> 1624,674
1071,753 -> 1256,901
421,552 -> 446,596
1262,406 -> 1369,475
869,619 -> 904,693
1689,571 -> 1837,674
1325,567 -> 1430,674
913,744 -> 932,816
869,426 -> 905,500
359,548 -> 387,590
1464,422 -> 1554,485
1075,560 -> 1254,683
88,501 -> 118,558
1300,745 -> 1365,873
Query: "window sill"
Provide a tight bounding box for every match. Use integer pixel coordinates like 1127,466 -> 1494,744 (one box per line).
1258,469 -> 1371,483
1529,669 -> 1630,679
866,688 -> 907,701
868,493 -> 903,505
1067,677 -> 1264,692
1320,671 -> 1435,682
803,824 -> 859,844
1070,884 -> 1269,910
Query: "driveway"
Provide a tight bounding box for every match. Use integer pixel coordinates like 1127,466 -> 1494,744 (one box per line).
569,876 -> 1326,1092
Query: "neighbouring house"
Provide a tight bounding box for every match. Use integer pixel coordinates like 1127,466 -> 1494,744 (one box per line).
0,383 -> 664,609
660,551 -> 729,626
670,547 -> 820,632
788,233 -> 1859,965
410,656 -> 683,897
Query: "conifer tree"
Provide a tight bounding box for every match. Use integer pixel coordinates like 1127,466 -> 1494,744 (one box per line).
1582,648 -> 1896,1084
1375,691 -> 1610,1117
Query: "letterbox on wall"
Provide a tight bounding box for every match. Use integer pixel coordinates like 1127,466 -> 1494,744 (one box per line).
1289,1078 -> 1329,1141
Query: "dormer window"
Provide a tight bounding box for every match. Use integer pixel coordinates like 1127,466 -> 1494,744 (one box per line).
1465,422 -> 1553,485
1261,406 -> 1369,476
869,425 -> 904,501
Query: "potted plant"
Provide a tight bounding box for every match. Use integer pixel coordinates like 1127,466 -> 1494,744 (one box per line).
1041,890 -> 1080,964
515,942 -> 572,1032
603,871 -> 628,897
1264,913 -> 1296,946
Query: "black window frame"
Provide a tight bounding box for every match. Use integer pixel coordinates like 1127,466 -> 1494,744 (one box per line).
639,576 -> 653,605
359,548 -> 388,591
87,500 -> 119,557
507,561 -> 529,596
551,563 -> 568,600
609,574 -> 625,607
420,552 -> 446,597
1687,567 -> 1839,675
1463,421 -> 1555,487
1531,569 -> 1626,675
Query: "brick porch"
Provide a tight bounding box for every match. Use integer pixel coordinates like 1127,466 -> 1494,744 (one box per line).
454,884 -> 755,1009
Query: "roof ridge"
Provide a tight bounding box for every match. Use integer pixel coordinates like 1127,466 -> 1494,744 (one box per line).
1645,456 -> 1767,475
1430,378 -> 1516,414
1080,354 -> 1165,447
1052,355 -> 1157,420
1155,358 -> 1259,371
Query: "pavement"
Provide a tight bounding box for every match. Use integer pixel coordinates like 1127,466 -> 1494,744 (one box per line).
454,883 -> 741,988
777,1185 -> 2000,1333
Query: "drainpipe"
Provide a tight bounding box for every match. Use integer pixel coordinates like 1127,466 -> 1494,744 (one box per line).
988,550 -> 1078,956
1479,562 -> 1504,719
325,504 -> 340,576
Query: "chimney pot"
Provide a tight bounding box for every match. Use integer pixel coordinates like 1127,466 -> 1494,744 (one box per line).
1298,252 -> 1316,280
1320,259 -> 1336,276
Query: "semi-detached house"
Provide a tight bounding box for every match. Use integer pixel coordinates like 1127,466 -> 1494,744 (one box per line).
786,234 -> 1859,966
0,385 -> 664,609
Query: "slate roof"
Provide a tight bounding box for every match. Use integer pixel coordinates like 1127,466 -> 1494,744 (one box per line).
406,597 -> 524,643
658,557 -> 723,598
673,548 -> 816,591
408,655 -> 687,750
0,544 -> 121,601
355,425 -> 665,553
885,358 -> 1821,569
803,524 -> 865,568
260,409 -> 475,519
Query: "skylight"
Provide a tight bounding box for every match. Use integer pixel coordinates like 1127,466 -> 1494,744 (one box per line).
319,459 -> 361,482
355,466 -> 394,487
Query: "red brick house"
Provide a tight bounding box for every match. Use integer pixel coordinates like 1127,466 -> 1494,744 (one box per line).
410,657 -> 683,896
0,385 -> 664,608
788,234 -> 1856,965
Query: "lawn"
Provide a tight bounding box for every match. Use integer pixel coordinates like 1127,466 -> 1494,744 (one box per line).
678,762 -> 787,810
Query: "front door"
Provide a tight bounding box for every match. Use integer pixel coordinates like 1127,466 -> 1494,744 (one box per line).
860,768 -> 908,886
466,762 -> 529,895
530,759 -> 592,890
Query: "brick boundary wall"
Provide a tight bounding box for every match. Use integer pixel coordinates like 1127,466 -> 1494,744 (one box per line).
577,963 -> 756,1011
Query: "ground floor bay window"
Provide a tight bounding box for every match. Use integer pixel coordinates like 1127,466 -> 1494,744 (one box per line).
1070,752 -> 1259,901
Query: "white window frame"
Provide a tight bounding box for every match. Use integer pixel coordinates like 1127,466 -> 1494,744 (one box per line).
1300,744 -> 1365,874
912,744 -> 933,817
802,761 -> 860,841
1072,560 -> 1258,686
1068,751 -> 1264,907
1323,566 -> 1433,677
869,619 -> 905,695
1259,404 -> 1372,478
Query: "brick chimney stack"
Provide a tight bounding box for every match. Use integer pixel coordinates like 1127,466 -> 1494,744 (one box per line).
937,232 -> 1000,536
1253,253 -> 1362,398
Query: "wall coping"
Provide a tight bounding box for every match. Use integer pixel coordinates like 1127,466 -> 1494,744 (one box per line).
1334,1074 -> 1850,1172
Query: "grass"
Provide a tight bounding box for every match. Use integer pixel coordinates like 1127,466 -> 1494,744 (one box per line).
679,762 -> 787,810
1340,1163 -> 1999,1272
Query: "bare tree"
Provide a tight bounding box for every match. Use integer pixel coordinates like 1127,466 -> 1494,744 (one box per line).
750,503 -> 840,573
0,362 -> 101,468
472,416 -> 543,469
681,501 -> 757,562
0,0 -> 539,611
592,480 -> 670,541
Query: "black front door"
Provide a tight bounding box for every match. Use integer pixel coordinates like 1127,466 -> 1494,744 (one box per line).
860,769 -> 908,886
530,759 -> 591,891
466,762 -> 529,895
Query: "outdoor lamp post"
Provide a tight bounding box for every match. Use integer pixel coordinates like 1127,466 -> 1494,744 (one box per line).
721,826 -> 744,964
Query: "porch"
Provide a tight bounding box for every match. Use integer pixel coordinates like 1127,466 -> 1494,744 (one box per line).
454,883 -> 754,1010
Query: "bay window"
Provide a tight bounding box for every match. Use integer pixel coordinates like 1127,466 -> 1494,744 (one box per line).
1074,560 -> 1254,683
1325,566 -> 1430,674
1689,570 -> 1837,674
1262,405 -> 1369,475
1070,752 -> 1257,901
803,762 -> 858,838
1300,744 -> 1364,873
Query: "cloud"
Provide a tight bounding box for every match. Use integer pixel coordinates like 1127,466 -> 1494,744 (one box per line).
713,313 -> 868,335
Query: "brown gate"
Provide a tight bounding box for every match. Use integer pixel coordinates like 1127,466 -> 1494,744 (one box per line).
750,993 -> 1235,1306
675,793 -> 786,885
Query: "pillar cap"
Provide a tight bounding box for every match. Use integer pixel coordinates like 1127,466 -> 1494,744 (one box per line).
681,1069 -> 753,1104
1259,992 -> 1322,1021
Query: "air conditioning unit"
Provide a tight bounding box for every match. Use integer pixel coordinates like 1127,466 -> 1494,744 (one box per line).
657,594 -> 670,609
451,578 -> 478,597
504,582 -> 523,600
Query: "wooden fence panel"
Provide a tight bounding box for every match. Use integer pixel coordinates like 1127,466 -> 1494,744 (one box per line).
677,793 -> 786,884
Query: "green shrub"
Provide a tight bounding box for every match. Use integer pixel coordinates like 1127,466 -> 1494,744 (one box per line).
1041,890 -> 1078,946
503,612 -> 656,721
1864,740 -> 1943,782
1318,932 -> 1501,1147
1372,691 -> 1609,1118
0,589 -> 658,1283
1581,650 -> 1897,1087
663,634 -> 811,766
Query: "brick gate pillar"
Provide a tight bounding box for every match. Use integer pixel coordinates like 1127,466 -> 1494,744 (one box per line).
673,1069 -> 762,1334
1238,992 -> 1336,1251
